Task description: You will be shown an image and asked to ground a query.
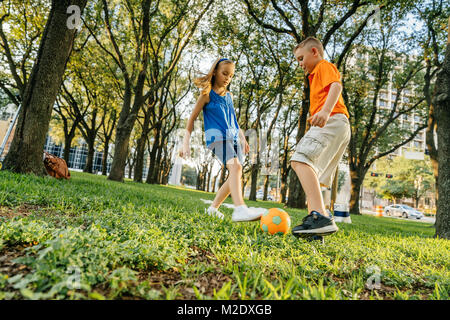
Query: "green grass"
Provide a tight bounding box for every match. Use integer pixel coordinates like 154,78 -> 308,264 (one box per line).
0,171 -> 448,300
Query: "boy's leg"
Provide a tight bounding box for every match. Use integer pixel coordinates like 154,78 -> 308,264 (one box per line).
289,114 -> 350,236
290,160 -> 338,237
290,160 -> 328,217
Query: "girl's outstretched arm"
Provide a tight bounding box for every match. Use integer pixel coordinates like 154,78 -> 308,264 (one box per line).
239,129 -> 250,154
179,93 -> 209,158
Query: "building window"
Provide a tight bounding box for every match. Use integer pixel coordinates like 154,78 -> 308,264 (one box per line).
0,112 -> 11,121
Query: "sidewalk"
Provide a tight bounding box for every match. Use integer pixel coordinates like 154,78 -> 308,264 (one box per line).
361,209 -> 435,224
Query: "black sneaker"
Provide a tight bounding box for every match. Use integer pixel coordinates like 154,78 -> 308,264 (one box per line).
292,211 -> 339,237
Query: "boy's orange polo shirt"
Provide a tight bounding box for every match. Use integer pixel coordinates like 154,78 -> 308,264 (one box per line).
308,59 -> 349,118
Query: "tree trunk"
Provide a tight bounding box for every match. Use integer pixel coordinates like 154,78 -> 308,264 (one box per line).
219,165 -> 227,188
133,134 -> 147,183
157,153 -> 164,185
152,144 -> 163,184
108,88 -> 137,182
198,164 -> 207,191
3,0 -> 88,175
434,24 -> 450,239
160,149 -> 171,185
287,169 -> 307,208
349,169 -> 364,215
249,163 -> 259,201
128,164 -> 133,180
287,79 -> 309,209
146,127 -> 161,184
196,167 -> 203,190
161,159 -> 171,185
134,110 -> 152,182
330,167 -> 339,210
127,156 -> 134,180
206,165 -> 211,192
159,142 -> 171,185
425,61 -> 439,181
211,168 -> 221,193
280,175 -> 288,204
241,169 -> 249,196
102,137 -> 110,176
62,116 -> 80,164
83,135 -> 95,173
63,134 -> 74,165
280,161 -> 290,204
202,165 -> 208,191
280,136 -> 290,204
263,174 -> 269,201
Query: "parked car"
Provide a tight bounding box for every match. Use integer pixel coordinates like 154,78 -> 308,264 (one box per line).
256,191 -> 276,201
384,204 -> 424,219
256,190 -> 264,200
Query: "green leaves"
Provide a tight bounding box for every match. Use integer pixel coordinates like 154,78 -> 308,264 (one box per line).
364,155 -> 435,203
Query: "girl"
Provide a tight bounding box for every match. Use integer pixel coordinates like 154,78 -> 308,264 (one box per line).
179,58 -> 265,221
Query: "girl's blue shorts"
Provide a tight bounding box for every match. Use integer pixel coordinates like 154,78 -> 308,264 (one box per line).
208,140 -> 244,166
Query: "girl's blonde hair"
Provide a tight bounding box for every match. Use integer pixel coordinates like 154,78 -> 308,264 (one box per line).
194,58 -> 235,95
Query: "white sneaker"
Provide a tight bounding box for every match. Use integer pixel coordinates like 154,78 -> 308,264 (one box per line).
232,205 -> 263,222
249,207 -> 269,216
205,206 -> 224,219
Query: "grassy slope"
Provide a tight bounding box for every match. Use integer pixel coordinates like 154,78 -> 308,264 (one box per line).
0,171 -> 448,300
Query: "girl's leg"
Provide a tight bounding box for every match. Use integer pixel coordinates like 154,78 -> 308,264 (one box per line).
225,157 -> 245,207
211,179 -> 230,208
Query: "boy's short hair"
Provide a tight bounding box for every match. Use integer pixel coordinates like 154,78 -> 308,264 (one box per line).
293,37 -> 324,57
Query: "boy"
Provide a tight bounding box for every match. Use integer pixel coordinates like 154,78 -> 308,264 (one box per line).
290,37 -> 351,237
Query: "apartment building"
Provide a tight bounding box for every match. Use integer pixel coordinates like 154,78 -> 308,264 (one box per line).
350,50 -> 435,211
0,103 -> 18,160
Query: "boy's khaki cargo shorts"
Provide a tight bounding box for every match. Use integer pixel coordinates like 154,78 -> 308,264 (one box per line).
290,113 -> 351,187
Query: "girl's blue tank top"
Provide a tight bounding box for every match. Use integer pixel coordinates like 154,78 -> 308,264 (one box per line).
203,90 -> 239,147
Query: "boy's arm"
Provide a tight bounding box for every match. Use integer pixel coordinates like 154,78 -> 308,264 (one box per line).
321,82 -> 342,114
308,82 -> 342,127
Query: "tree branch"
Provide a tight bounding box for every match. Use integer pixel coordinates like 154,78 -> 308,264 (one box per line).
322,0 -> 367,48
243,0 -> 296,38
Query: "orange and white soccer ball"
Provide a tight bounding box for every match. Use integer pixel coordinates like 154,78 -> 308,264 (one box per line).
260,208 -> 291,235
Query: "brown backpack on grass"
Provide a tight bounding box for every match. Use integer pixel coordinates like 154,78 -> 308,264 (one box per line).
43,152 -> 71,179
